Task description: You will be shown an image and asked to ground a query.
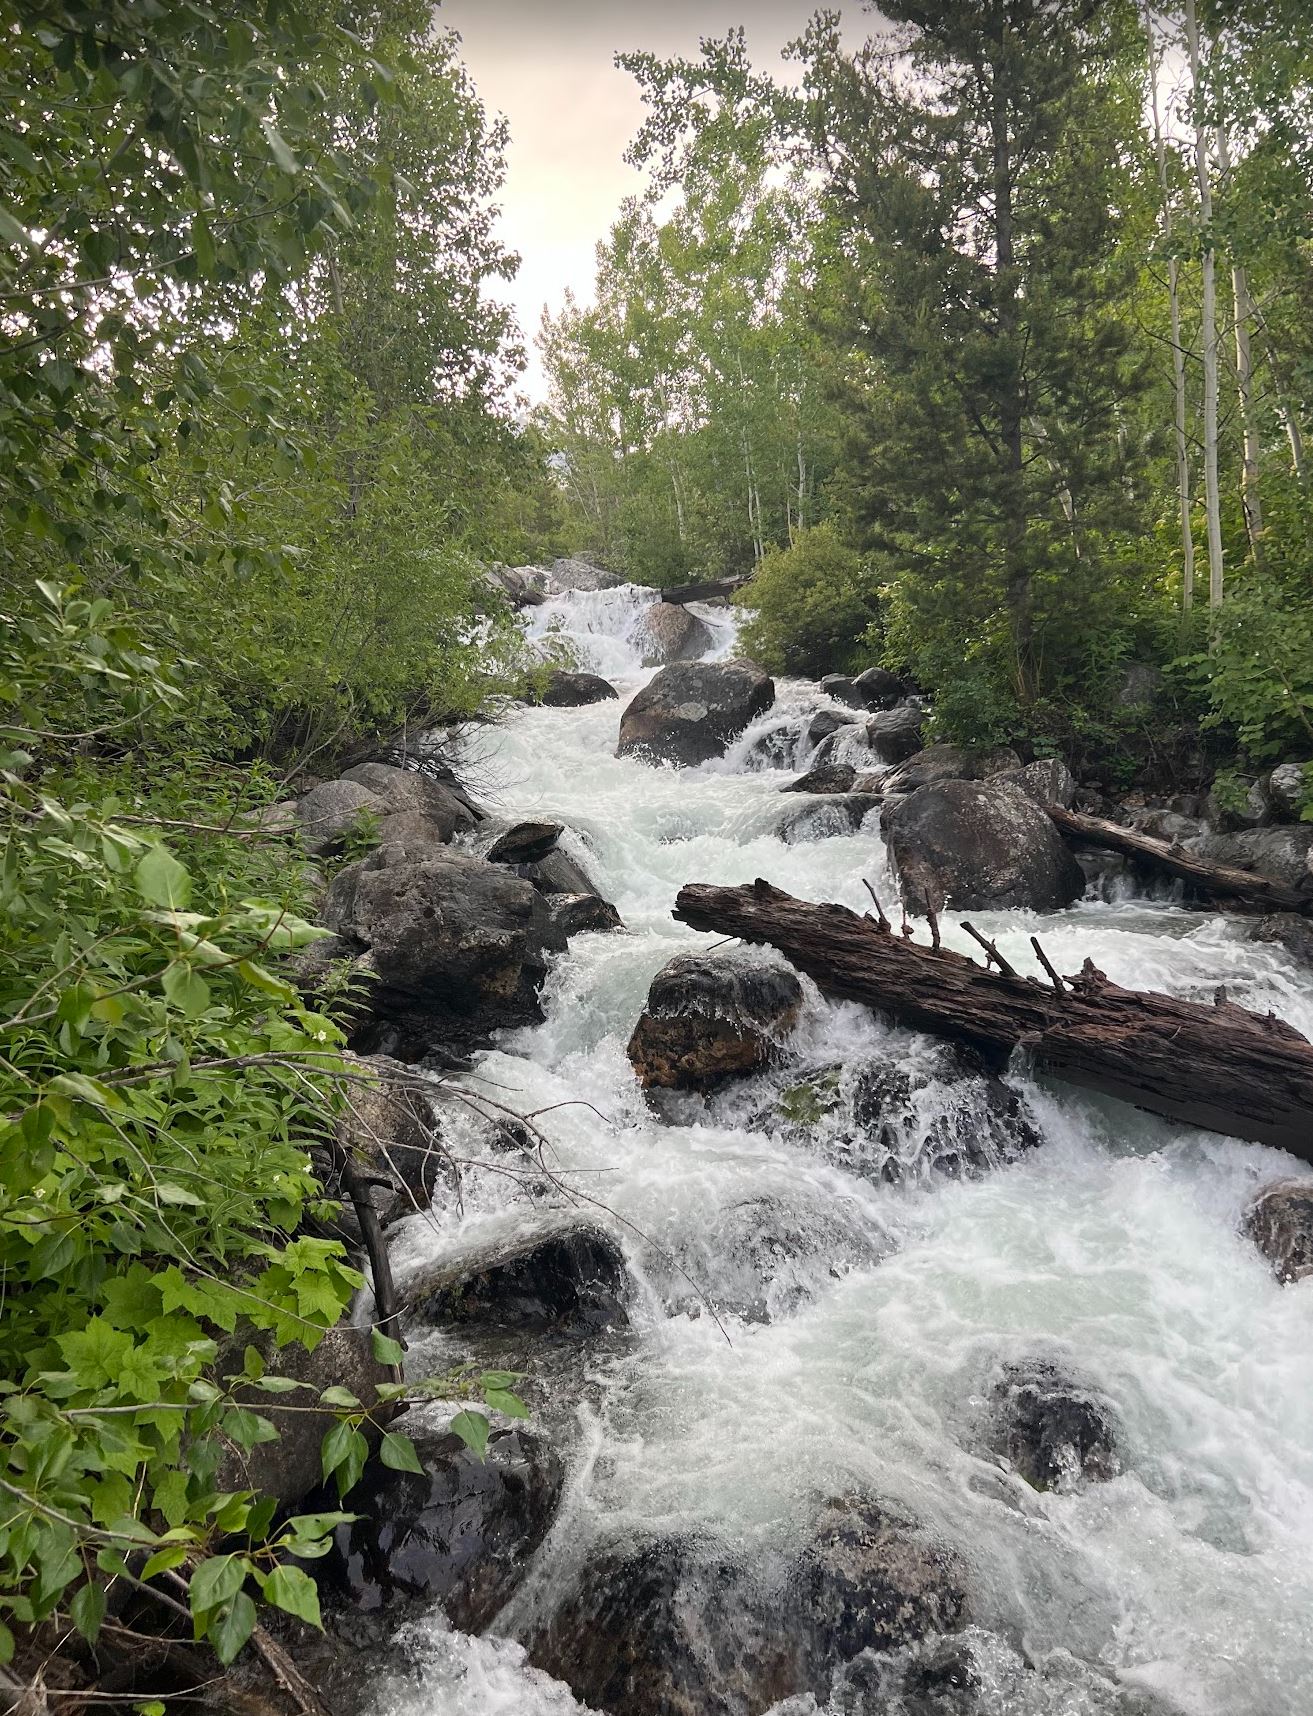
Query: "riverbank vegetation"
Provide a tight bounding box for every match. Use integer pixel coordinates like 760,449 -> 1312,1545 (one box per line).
541,2 -> 1313,781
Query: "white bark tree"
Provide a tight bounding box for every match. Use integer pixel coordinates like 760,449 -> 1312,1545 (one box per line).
1185,0 -> 1224,610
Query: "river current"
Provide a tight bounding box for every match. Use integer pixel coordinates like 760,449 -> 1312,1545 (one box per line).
372,585 -> 1313,1715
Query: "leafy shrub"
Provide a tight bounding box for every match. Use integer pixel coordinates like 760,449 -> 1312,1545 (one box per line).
1177,578 -> 1313,764
735,525 -> 883,677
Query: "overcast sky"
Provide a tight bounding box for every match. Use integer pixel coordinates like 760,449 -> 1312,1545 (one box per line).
436,0 -> 850,402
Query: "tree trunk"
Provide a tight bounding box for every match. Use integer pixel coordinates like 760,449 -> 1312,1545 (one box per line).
672,879 -> 1313,1158
1186,0 -> 1225,609
1046,804 -> 1310,914
991,51 -> 1031,697
1214,123 -> 1264,558
1145,4 -> 1195,614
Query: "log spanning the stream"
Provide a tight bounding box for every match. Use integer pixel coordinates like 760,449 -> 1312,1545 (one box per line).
673,879 -> 1313,1160
659,574 -> 751,605
1046,804 -> 1311,915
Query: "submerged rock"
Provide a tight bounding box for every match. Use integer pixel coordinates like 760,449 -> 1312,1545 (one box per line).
628,950 -> 803,1091
526,1498 -> 966,1716
886,779 -> 1085,913
535,667 -> 619,707
404,1218 -> 629,1335
617,659 -> 775,767
986,1358 -> 1121,1491
320,1425 -> 563,1628
636,601 -> 714,665
778,795 -> 881,843
1243,1179 -> 1313,1283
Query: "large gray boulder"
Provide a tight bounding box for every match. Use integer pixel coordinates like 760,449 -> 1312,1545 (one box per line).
852,666 -> 911,709
617,660 -> 775,768
818,674 -> 869,711
867,704 -> 925,764
321,845 -> 563,1046
1244,1180 -> 1313,1283
341,760 -> 480,834
993,757 -> 1077,810
628,950 -> 802,1091
887,779 -> 1085,913
296,779 -> 384,856
1268,762 -> 1311,822
1189,825 -> 1313,891
635,602 -> 713,666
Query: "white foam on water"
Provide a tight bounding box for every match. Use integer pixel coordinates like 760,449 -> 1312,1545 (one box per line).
371,587 -> 1313,1716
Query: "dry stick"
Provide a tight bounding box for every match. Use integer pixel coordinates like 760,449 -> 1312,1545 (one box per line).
862,879 -> 892,933
1030,936 -> 1066,995
959,921 -> 1023,982
924,893 -> 941,952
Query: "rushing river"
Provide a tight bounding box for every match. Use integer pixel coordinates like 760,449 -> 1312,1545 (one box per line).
373,585 -> 1313,1716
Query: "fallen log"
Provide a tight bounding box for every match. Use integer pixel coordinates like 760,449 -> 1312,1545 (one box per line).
659,575 -> 751,606
1046,804 -> 1310,915
673,879 -> 1313,1160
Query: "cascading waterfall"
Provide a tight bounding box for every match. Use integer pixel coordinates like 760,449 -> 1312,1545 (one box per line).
372,584 -> 1313,1716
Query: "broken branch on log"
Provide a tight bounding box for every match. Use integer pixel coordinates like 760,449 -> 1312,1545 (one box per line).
673,878 -> 1313,1159
960,920 -> 1023,981
1046,805 -> 1311,915
1031,936 -> 1065,994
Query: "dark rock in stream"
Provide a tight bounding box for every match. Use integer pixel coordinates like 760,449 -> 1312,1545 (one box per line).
778,795 -> 882,843
628,950 -> 803,1091
526,1497 -> 966,1716
887,779 -> 1085,914
781,761 -> 858,795
808,708 -> 860,749
534,667 -> 618,706
867,704 -> 925,764
1243,1179 -> 1313,1283
320,1425 -> 564,1628
403,1218 -> 629,1335
483,818 -> 563,864
852,666 -> 912,710
1251,913 -> 1313,973
617,659 -> 775,767
548,891 -> 624,935
819,674 -> 870,710
986,1358 -> 1122,1492
635,601 -> 714,665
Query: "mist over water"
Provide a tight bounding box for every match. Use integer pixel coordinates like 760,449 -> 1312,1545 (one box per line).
375,585 -> 1313,1716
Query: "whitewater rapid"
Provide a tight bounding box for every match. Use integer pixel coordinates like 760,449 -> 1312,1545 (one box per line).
376,585 -> 1313,1715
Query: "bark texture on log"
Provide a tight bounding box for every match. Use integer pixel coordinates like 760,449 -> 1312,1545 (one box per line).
659,575 -> 751,606
1047,805 -> 1311,915
673,879 -> 1313,1160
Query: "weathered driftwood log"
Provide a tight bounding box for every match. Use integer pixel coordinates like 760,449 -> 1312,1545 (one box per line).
673,879 -> 1313,1159
1047,804 -> 1310,915
659,575 -> 751,606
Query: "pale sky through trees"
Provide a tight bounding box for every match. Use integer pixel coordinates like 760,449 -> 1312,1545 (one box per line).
437,0 -> 845,402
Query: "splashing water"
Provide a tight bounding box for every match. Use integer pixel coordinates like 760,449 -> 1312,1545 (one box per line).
373,589 -> 1313,1716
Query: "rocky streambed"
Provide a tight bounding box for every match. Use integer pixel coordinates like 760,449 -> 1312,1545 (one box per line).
263,571 -> 1313,1716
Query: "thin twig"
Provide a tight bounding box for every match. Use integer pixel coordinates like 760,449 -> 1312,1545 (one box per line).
1030,936 -> 1065,994
959,921 -> 1022,981
924,892 -> 941,951
862,879 -> 892,933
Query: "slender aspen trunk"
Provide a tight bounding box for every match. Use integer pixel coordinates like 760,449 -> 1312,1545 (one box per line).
1144,3 -> 1195,613
990,48 -> 1031,697
1186,0 -> 1224,610
1213,123 -> 1264,556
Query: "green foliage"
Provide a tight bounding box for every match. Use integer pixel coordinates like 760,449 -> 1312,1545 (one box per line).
736,526 -> 882,678
1178,580 -> 1313,762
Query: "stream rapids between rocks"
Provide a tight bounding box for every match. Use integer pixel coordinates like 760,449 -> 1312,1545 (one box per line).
363,584 -> 1313,1716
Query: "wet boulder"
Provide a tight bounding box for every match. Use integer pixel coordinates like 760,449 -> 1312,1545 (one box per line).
547,555 -> 623,592
993,757 -> 1076,810
535,667 -> 619,707
986,1358 -> 1121,1491
617,659 -> 775,768
483,819 -> 563,865
882,745 -> 1022,797
852,666 -> 911,710
549,892 -> 624,936
886,779 -> 1085,913
516,840 -> 604,901
806,709 -> 859,750
320,1425 -> 564,1629
781,762 -> 858,796
636,602 -> 714,666
327,1052 -> 447,1230
819,674 -> 869,710
321,846 -> 563,1048
527,1499 -> 966,1716
1189,825 -> 1313,891
628,950 -> 803,1091
1243,1179 -> 1313,1283
404,1217 -> 629,1335
296,779 -> 385,856
867,704 -> 924,765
